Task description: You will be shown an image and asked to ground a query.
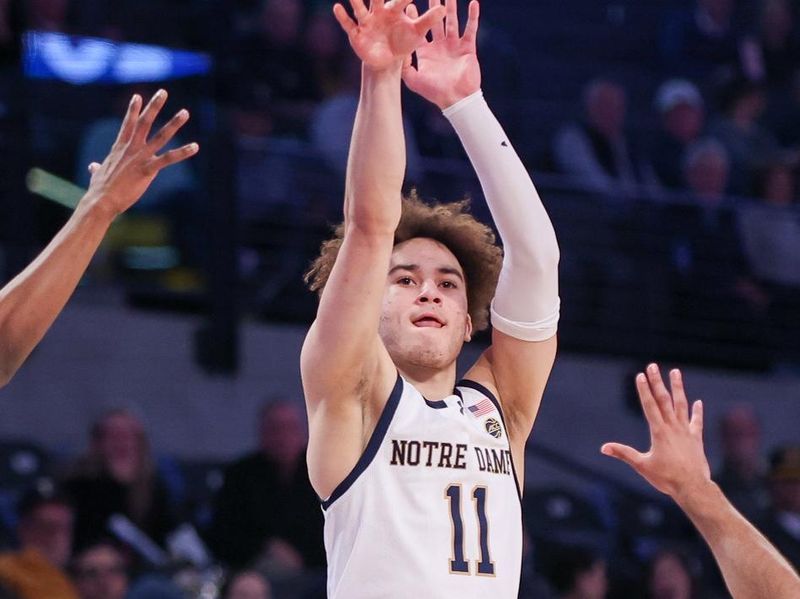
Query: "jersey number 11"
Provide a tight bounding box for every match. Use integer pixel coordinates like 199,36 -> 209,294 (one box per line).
445,484 -> 495,576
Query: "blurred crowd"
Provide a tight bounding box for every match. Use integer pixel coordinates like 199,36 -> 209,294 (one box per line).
0,0 -> 798,596
0,395 -> 797,598
0,0 -> 798,366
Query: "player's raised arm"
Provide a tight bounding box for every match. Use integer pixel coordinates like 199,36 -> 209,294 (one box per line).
0,90 -> 197,387
300,0 -> 445,496
603,366 -> 800,599
403,0 -> 559,441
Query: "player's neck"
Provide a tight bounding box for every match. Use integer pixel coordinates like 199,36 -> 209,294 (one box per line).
397,362 -> 457,401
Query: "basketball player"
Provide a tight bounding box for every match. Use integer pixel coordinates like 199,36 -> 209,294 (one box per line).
0,90 -> 197,387
301,0 -> 559,596
603,365 -> 800,598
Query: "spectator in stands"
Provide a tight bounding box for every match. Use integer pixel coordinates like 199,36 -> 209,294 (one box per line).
715,404 -> 769,520
309,54 -> 423,190
208,400 -> 325,574
0,482 -> 78,599
553,79 -> 647,197
70,541 -> 128,599
304,8 -> 347,102
542,545 -> 607,599
668,139 -> 769,352
228,0 -> 319,139
757,446 -> 800,569
738,164 -> 800,362
646,547 -> 697,599
63,410 -> 177,553
651,80 -> 706,191
746,0 -> 800,89
222,570 -> 272,599
708,76 -> 796,195
660,0 -> 746,78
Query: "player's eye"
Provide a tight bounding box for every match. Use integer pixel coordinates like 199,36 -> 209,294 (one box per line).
440,280 -> 457,289
397,276 -> 414,285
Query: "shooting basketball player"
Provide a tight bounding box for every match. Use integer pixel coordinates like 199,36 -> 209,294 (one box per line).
0,90 -> 197,387
300,0 -> 559,596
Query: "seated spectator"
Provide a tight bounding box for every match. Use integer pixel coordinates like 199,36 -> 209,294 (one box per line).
665,139 -> 769,350
660,0 -> 746,78
541,545 -> 607,599
738,164 -> 800,289
714,404 -> 769,520
553,79 -> 648,197
738,164 -> 800,362
0,482 -> 78,599
651,80 -> 706,191
645,547 -> 699,599
757,446 -> 800,569
745,0 -> 800,89
70,541 -> 128,599
222,570 -> 272,599
708,76 -> 796,194
208,400 -> 325,574
226,0 -> 319,139
309,54 -> 423,191
63,410 -> 177,553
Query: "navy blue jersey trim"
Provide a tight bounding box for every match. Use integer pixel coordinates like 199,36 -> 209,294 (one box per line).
424,398 -> 448,409
321,373 -> 403,510
457,378 -> 524,501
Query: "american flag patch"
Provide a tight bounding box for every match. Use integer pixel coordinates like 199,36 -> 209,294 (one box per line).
467,398 -> 495,418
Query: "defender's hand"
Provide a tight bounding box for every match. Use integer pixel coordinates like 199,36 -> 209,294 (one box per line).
601,365 -> 711,503
84,89 -> 198,220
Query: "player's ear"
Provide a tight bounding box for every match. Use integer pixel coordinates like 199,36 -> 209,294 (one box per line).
464,314 -> 473,342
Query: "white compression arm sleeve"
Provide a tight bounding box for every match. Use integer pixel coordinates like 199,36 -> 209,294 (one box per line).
443,90 -> 560,341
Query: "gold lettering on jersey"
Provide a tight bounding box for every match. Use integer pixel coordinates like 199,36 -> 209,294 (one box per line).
389,439 -> 511,475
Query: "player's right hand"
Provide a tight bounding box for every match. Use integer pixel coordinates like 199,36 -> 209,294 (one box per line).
85,89 -> 199,220
333,0 -> 445,70
601,365 -> 711,504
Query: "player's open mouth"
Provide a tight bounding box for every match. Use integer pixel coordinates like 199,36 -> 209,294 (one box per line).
413,314 -> 445,328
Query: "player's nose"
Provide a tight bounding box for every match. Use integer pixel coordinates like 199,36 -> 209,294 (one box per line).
416,280 -> 442,304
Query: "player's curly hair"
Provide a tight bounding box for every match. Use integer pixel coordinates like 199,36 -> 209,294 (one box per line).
304,191 -> 503,332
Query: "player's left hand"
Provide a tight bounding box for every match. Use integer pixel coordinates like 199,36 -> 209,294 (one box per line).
600,365 -> 711,504
402,0 -> 481,109
84,89 -> 198,220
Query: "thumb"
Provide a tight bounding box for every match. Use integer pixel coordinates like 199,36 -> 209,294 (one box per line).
401,53 -> 418,88
88,162 -> 101,175
600,442 -> 644,469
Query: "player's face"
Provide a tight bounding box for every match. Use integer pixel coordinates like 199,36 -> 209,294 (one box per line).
379,238 -> 472,370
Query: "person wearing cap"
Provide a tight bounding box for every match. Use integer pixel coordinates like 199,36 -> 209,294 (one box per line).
0,482 -> 79,599
756,446 -> 800,569
650,79 -> 706,191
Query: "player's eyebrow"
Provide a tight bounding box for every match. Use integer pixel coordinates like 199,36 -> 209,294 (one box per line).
388,264 -> 464,282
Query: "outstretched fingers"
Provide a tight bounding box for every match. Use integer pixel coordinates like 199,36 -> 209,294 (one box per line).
601,442 -> 645,471
148,143 -> 199,174
411,3 -> 446,37
429,0 -> 444,40
114,94 -> 142,147
146,109 -> 190,154
132,89 -> 168,145
670,368 -> 690,425
635,371 -> 664,429
333,3 -> 358,36
462,0 -> 479,49
444,0 -> 459,39
389,0 -> 415,13
646,363 -> 676,423
689,399 -> 704,437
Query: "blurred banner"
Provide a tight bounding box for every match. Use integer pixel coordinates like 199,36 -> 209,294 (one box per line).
23,32 -> 212,84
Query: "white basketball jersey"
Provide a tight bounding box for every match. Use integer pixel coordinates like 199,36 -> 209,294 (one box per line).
322,374 -> 523,599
